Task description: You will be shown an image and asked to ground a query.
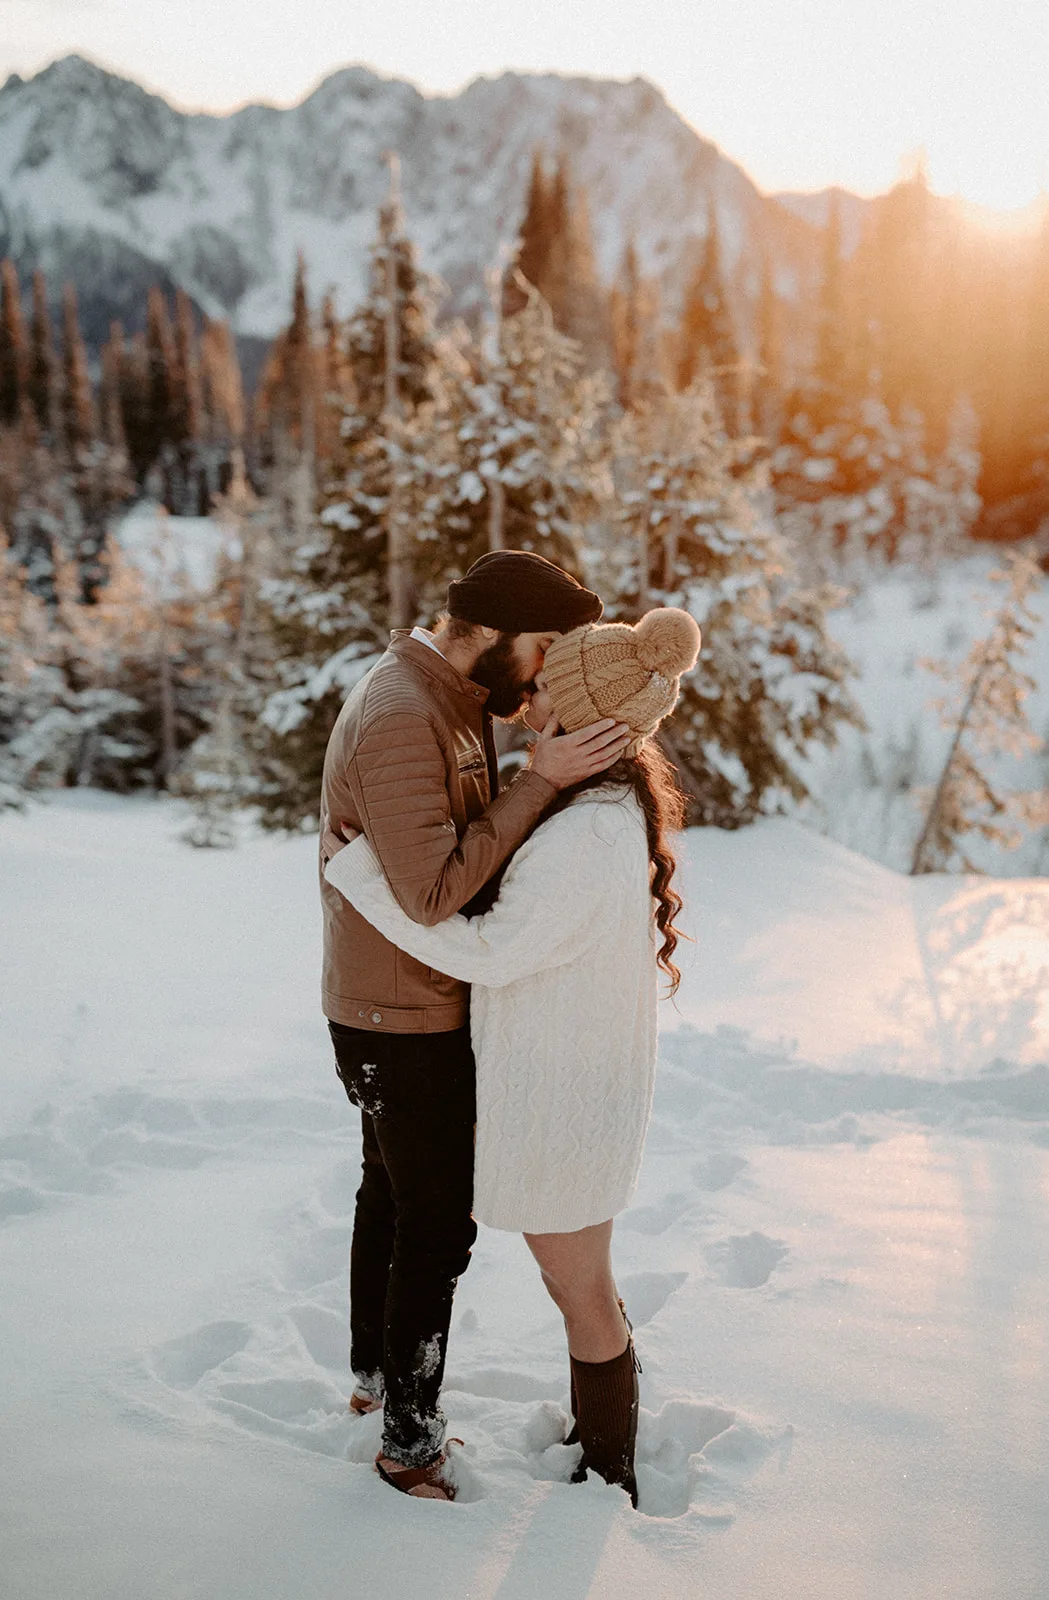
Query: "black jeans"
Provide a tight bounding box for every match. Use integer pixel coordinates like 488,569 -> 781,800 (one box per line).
328,1021 -> 478,1467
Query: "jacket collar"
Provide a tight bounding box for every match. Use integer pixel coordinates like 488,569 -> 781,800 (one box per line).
388,630 -> 490,707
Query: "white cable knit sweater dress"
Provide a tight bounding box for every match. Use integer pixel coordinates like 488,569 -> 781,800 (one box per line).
324,789 -> 658,1234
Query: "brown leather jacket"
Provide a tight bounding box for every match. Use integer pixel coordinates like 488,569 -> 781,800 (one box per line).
319,631 -> 556,1032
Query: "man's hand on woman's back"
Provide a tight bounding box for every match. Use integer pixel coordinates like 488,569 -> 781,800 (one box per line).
529,718 -> 632,791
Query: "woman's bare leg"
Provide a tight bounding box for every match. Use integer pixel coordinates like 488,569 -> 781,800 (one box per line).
523,1220 -> 627,1362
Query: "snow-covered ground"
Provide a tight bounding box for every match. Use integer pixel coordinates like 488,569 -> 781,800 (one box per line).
3,792 -> 1049,1599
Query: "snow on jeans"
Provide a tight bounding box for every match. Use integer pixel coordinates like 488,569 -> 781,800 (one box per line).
328,1020 -> 478,1468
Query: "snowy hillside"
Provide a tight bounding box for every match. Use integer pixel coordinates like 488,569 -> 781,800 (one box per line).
2,794 -> 1048,1597
0,54 -> 819,342
793,556 -> 1049,877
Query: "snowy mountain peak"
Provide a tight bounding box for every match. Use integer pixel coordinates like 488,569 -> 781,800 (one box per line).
0,54 -> 824,347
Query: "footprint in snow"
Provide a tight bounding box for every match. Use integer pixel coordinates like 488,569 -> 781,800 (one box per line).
150,1320 -> 253,1388
0,1084 -> 355,1228
706,1232 -> 788,1289
617,1271 -> 688,1327
144,1311 -> 789,1521
619,1191 -> 694,1235
286,1302 -> 349,1371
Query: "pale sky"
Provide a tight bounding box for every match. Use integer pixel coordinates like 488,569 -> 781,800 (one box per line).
3,0 -> 1049,210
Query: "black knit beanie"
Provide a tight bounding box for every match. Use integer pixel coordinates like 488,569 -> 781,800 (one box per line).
446,550 -> 603,633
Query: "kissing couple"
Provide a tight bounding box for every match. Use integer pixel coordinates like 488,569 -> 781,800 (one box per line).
319,549 -> 700,1505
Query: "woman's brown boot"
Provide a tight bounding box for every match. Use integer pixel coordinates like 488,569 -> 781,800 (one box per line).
568,1322 -> 641,1507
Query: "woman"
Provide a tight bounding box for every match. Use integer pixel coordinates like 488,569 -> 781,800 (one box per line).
324,606 -> 700,1505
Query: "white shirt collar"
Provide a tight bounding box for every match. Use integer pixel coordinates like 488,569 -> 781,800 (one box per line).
409,626 -> 447,659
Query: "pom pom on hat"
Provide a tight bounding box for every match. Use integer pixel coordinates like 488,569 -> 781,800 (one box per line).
635,607 -> 702,677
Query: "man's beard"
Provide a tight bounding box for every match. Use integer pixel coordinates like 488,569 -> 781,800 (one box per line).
470,634 -> 535,719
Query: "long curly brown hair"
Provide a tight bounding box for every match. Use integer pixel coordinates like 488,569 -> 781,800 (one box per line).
543,740 -> 689,995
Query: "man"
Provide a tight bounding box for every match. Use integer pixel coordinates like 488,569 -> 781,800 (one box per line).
319,550 -> 630,1500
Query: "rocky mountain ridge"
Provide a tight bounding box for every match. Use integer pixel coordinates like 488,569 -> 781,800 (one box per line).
0,53 -> 830,354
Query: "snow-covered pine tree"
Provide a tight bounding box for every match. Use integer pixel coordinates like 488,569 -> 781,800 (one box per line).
771,389 -> 979,582
0,528 -> 156,803
911,551 -> 1049,873
254,192 -> 446,830
414,274 -> 607,606
897,396 -> 982,588
175,474 -> 275,845
0,527 -> 56,807
0,415 -> 84,600
601,383 -> 862,825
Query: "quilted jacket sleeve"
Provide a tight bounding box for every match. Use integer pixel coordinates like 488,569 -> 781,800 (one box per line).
325,803 -> 634,988
346,709 -> 556,926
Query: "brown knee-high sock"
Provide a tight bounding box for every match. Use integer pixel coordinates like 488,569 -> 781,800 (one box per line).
569,1341 -> 640,1507
565,1298 -> 636,1452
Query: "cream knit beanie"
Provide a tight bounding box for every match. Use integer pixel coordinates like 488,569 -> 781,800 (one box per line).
541,607 -> 702,755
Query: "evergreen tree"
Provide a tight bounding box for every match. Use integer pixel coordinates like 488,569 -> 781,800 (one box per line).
60,283 -> 95,457
174,475 -> 277,844
0,259 -> 28,428
27,271 -> 57,438
773,389 -> 981,578
602,383 -> 862,824
110,325 -> 152,485
675,203 -> 741,432
254,200 -> 444,829
144,287 -> 178,496
507,151 -> 611,368
610,240 -> 669,412
317,288 -> 354,464
0,527 -> 54,807
99,323 -> 128,456
0,417 -> 84,599
0,527 -> 156,802
510,149 -> 552,314
417,277 -> 607,600
199,316 -> 247,499
897,396 -> 982,579
912,552 -> 1049,872
172,288 -> 204,510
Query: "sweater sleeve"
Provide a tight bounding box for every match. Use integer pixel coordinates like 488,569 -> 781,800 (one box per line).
324,805 -> 628,988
